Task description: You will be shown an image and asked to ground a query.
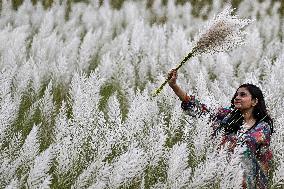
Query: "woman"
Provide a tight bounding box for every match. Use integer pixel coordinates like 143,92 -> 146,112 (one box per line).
167,69 -> 273,189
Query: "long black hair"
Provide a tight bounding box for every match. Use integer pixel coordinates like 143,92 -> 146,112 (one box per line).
221,83 -> 273,134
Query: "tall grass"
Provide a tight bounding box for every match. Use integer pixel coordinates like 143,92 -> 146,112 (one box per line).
0,0 -> 283,188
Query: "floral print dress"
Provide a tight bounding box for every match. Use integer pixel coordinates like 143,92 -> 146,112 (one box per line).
181,94 -> 273,189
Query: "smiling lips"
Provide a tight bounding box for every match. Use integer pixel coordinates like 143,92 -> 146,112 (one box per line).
234,101 -> 241,105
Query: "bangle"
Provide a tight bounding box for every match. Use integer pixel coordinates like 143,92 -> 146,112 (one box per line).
183,93 -> 191,102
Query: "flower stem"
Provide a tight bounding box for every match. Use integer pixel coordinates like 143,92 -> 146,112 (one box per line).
152,52 -> 194,97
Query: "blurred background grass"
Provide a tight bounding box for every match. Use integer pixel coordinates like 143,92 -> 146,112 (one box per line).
1,0 -> 284,16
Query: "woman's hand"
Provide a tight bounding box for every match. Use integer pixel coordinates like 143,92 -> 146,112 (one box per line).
167,69 -> 177,87
167,69 -> 187,101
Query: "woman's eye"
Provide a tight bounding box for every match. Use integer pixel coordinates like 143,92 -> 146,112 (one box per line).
236,92 -> 247,97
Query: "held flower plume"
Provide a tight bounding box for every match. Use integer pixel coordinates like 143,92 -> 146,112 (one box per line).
152,6 -> 252,96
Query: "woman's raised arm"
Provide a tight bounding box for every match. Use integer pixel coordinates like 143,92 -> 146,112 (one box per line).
167,69 -> 209,117
167,69 -> 188,101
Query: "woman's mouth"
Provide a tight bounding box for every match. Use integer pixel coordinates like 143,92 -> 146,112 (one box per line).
234,101 -> 241,105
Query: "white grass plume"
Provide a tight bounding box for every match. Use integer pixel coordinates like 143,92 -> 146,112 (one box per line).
220,147 -> 244,189
5,178 -> 20,189
192,6 -> 252,55
167,143 -> 191,189
109,145 -> 147,188
39,80 -> 55,124
152,6 -> 252,96
27,146 -> 53,189
18,125 -> 40,164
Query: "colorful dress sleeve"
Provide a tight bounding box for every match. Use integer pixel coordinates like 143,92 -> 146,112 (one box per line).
237,121 -> 272,189
181,94 -> 210,117
181,94 -> 233,134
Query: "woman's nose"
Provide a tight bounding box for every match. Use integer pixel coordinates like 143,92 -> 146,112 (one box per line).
235,96 -> 241,100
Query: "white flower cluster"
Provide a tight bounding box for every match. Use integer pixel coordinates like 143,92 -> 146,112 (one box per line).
193,6 -> 252,55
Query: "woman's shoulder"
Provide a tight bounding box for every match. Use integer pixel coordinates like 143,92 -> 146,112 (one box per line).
250,120 -> 272,143
254,120 -> 272,133
211,106 -> 233,121
255,120 -> 270,128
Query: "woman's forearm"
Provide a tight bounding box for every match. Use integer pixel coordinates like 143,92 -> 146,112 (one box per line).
167,69 -> 188,101
169,84 -> 188,101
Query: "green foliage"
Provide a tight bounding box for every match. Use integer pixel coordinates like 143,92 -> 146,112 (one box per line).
87,53 -> 101,75
165,125 -> 184,148
4,0 -> 284,18
99,81 -> 129,121
144,159 -> 168,188
10,0 -> 53,9
13,90 -> 36,137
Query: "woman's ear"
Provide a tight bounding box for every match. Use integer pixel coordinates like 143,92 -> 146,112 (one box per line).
252,98 -> 258,106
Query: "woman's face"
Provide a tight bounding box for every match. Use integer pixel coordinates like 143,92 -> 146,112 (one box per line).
233,87 -> 257,112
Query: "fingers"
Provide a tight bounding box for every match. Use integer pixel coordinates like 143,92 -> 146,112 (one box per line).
167,69 -> 177,87
167,69 -> 177,80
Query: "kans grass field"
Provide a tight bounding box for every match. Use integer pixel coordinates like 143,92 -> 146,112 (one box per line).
0,0 -> 284,188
